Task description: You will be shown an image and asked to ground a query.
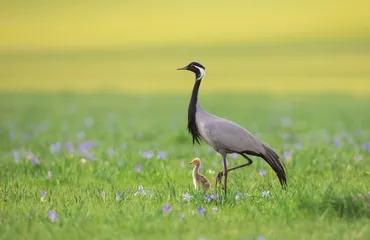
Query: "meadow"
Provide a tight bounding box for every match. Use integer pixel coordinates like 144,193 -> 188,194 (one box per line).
1,90 -> 370,239
1,42 -> 370,239
1,1 -> 370,239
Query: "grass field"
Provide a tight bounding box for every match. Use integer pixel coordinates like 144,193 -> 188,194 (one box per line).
1,1 -> 370,239
1,92 -> 370,239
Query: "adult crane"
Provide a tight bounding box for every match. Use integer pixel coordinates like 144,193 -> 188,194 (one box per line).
177,61 -> 287,196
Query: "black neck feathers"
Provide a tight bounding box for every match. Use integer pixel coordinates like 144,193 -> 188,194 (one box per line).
187,79 -> 202,145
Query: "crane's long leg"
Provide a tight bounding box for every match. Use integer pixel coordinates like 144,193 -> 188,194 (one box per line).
216,153 -> 253,186
221,152 -> 228,196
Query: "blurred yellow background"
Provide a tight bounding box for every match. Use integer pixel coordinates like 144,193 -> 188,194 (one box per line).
1,0 -> 370,94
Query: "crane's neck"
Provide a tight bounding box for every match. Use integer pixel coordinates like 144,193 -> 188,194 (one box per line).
187,78 -> 203,144
189,79 -> 202,116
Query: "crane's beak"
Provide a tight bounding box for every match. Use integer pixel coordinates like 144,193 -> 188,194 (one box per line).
177,65 -> 188,70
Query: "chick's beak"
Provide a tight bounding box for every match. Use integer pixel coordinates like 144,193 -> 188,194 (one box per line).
177,65 -> 188,70
189,162 -> 193,164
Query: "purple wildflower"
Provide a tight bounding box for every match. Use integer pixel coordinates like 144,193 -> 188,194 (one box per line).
108,147 -> 115,157
47,170 -> 53,180
334,137 -> 341,147
257,236 -> 266,240
65,141 -> 74,152
210,192 -> 218,200
115,193 -> 123,200
221,158 -> 229,167
162,203 -> 171,213
146,190 -> 153,198
100,191 -> 105,199
41,190 -> 47,202
78,141 -> 95,159
13,150 -> 20,163
212,207 -> 218,213
230,153 -> 238,159
50,142 -> 61,154
31,156 -> 39,165
197,207 -> 206,215
135,164 -> 142,172
142,151 -> 154,159
183,192 -> 191,201
48,210 -> 58,222
179,213 -> 185,220
259,169 -> 267,177
25,151 -> 34,160
295,142 -> 303,150
362,143 -> 370,152
79,141 -> 95,152
134,185 -> 145,196
283,151 -> 292,161
356,129 -> 363,135
85,152 -> 94,160
65,141 -> 74,149
354,154 -> 363,162
235,192 -> 243,201
157,151 -> 167,160
204,193 -> 211,202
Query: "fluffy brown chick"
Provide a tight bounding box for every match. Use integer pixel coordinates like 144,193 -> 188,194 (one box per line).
189,157 -> 211,191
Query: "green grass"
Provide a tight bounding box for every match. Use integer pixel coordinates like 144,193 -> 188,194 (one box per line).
1,1 -> 370,239
0,92 -> 369,240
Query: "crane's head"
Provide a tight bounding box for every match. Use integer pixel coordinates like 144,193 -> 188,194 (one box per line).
177,62 -> 205,81
189,157 -> 202,166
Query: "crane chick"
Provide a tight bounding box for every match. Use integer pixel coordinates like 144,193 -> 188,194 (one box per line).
189,158 -> 211,191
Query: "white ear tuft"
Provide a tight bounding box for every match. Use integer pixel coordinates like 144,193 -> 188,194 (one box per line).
194,66 -> 205,81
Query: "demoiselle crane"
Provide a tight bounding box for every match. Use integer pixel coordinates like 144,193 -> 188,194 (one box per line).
177,61 -> 287,196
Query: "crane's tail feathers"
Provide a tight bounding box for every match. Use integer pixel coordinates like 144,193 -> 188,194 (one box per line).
262,145 -> 287,188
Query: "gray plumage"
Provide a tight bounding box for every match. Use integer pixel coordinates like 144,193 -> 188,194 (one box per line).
196,102 -> 263,153
177,61 -> 287,194
196,102 -> 286,186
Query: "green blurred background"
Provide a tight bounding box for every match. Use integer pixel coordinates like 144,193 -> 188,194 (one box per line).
1,0 -> 370,94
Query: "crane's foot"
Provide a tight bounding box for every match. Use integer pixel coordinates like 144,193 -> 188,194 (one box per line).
215,171 -> 225,190
215,171 -> 223,185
